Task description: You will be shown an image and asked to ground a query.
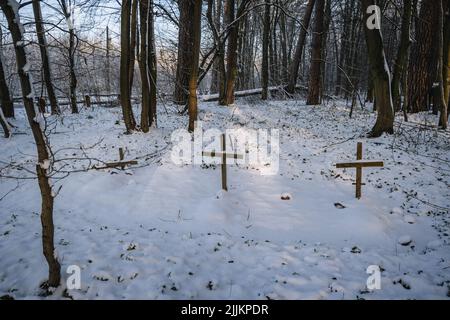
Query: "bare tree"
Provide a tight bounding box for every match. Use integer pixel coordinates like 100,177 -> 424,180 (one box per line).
361,0 -> 394,137
0,0 -> 61,287
148,0 -> 157,127
261,0 -> 270,100
32,0 -> 60,115
286,0 -> 316,94
391,0 -> 412,112
306,0 -> 326,105
60,0 -> 79,114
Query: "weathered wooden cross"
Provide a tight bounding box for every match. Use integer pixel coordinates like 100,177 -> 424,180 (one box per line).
202,133 -> 244,191
335,142 -> 384,199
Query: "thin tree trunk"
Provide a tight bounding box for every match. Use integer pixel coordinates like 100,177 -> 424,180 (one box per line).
224,0 -> 249,105
223,0 -> 236,105
286,0 -> 316,94
306,0 -> 326,105
188,0 -> 203,132
139,0 -> 151,132
60,0 -> 79,114
361,0 -> 394,137
262,1 -> 270,100
0,41 -> 14,118
32,0 -> 60,115
391,0 -> 412,112
0,0 -> 61,287
148,0 -> 157,127
129,0 -> 138,92
210,0 -> 220,94
174,0 -> 196,105
437,0 -> 448,129
120,0 -> 137,133
279,1 -> 289,84
106,26 -> 111,94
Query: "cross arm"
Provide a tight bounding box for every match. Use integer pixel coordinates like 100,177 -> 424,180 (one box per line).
336,161 -> 384,169
202,151 -> 244,160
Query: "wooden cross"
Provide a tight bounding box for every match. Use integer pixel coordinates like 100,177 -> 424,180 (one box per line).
335,142 -> 384,199
202,133 -> 244,191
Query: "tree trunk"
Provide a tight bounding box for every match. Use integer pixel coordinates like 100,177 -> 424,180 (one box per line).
279,3 -> 289,84
444,1 -> 450,114
0,0 -> 61,287
407,0 -> 440,113
139,0 -> 151,133
391,0 -> 412,112
32,0 -> 60,115
129,0 -> 138,93
188,0 -> 203,132
286,0 -> 316,94
261,1 -> 270,100
0,107 -> 10,137
361,0 -> 394,137
120,0 -> 137,133
223,0 -> 236,105
210,0 -> 220,94
223,0 -> 249,105
0,46 -> 14,118
437,0 -> 448,129
174,0 -> 196,105
148,0 -> 157,127
69,27 -> 78,114
106,26 -> 111,94
60,0 -> 79,114
306,0 -> 326,105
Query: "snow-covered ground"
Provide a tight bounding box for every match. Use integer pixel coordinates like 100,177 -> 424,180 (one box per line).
0,98 -> 449,299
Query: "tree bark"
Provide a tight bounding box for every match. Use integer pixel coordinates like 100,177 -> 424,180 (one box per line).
139,0 -> 151,132
391,0 -> 412,112
361,0 -> 394,137
60,0 -> 79,114
0,0 -> 61,287
223,0 -> 249,105
120,0 -> 137,132
261,1 -> 270,100
148,0 -> 157,127
188,0 -> 203,132
32,0 -> 60,115
306,0 -> 326,105
174,0 -> 196,105
407,0 -> 440,113
129,0 -> 138,92
0,108 -> 10,137
437,0 -> 448,129
0,46 -> 14,118
286,0 -> 316,94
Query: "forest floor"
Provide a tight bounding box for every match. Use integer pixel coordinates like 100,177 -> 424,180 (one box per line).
0,98 -> 449,299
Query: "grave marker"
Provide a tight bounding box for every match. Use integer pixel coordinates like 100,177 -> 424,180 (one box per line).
202,133 -> 243,191
335,142 -> 384,199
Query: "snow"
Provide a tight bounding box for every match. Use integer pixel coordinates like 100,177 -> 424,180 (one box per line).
0,99 -> 449,300
398,236 -> 412,246
39,160 -> 51,170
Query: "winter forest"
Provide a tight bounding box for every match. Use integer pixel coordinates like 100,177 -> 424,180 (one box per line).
0,0 -> 449,300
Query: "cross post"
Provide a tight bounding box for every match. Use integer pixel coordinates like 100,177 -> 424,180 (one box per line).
202,133 -> 244,191
335,142 -> 384,199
